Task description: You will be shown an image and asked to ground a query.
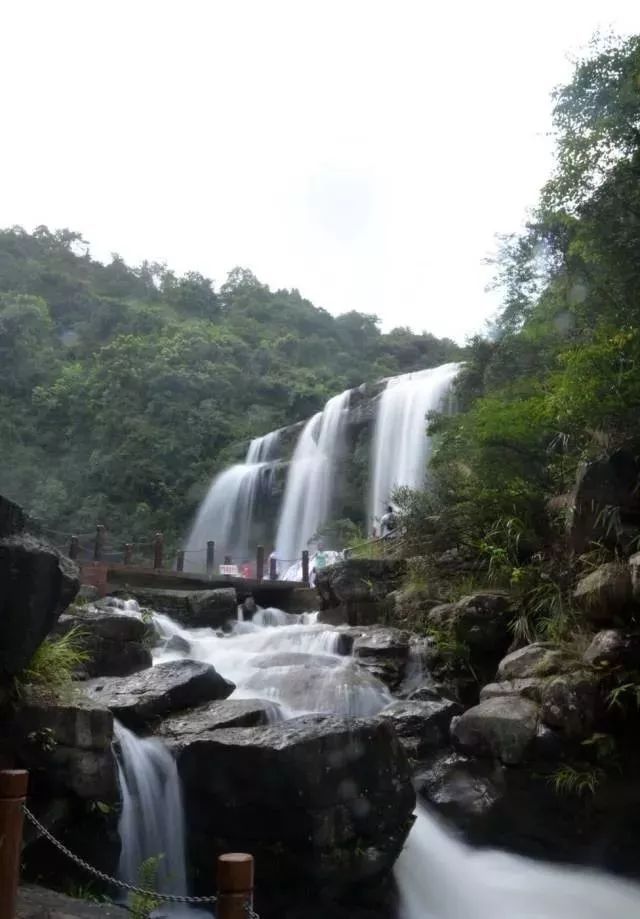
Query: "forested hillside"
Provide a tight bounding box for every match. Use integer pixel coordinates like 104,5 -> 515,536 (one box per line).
0,229 -> 460,543
408,33 -> 640,589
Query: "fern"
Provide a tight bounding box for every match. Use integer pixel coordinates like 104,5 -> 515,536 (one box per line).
549,764 -> 604,797
129,855 -> 163,919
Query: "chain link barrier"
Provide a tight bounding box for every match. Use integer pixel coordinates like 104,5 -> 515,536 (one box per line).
23,805 -> 259,917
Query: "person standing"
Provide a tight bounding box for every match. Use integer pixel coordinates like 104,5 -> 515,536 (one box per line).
380,505 -> 398,537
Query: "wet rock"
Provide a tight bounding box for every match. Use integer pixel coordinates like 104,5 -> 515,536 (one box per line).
583,629 -> 640,669
82,660 -> 235,729
540,672 -> 602,738
0,532 -> 79,676
479,677 -> 546,703
317,606 -> 350,625
574,563 -> 633,623
17,884 -> 129,919
241,595 -> 258,618
120,587 -> 237,628
352,627 -> 410,691
414,752 -> 505,823
164,633 -> 192,655
628,552 -> 640,602
392,585 -> 441,630
497,643 -> 568,680
377,698 -> 462,758
406,683 -> 445,702
427,593 -> 512,655
451,696 -> 539,765
9,697 -> 117,800
178,714 -> 415,894
53,608 -> 151,678
156,699 -> 278,749
315,558 -> 407,626
0,492 -> 26,537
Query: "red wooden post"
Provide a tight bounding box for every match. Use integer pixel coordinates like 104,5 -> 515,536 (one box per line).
217,853 -> 254,919
302,550 -> 310,586
153,532 -> 164,570
123,543 -> 133,565
256,545 -> 264,584
206,541 -> 215,576
68,536 -> 79,560
0,770 -> 28,919
93,524 -> 105,561
269,555 -> 277,580
176,550 -> 185,572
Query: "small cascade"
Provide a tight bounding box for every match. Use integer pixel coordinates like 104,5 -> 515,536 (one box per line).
114,721 -> 187,896
185,430 -> 281,569
275,389 -> 351,566
396,805 -> 640,919
369,362 -> 461,527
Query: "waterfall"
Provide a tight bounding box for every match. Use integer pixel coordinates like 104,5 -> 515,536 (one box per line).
114,720 -> 187,896
395,805 -> 640,919
275,389 -> 350,565
369,362 -> 460,526
185,430 -> 280,569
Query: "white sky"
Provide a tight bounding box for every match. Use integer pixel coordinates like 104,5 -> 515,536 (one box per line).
1,1 -> 639,342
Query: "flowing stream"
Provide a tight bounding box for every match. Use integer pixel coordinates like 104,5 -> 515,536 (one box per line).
369,363 -> 460,526
114,720 -> 187,896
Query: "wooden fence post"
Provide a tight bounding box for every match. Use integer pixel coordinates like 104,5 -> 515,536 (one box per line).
153,533 -> 164,570
93,525 -> 105,562
256,545 -> 264,584
302,549 -> 310,586
68,536 -> 79,560
176,550 -> 185,572
217,852 -> 254,919
0,769 -> 28,919
123,543 -> 133,565
206,541 -> 215,576
269,555 -> 277,580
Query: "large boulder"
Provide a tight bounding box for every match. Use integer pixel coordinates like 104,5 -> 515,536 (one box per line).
427,593 -> 512,656
8,697 -> 117,800
573,563 -> 633,623
0,533 -> 79,676
569,449 -> 640,555
0,493 -> 26,537
451,696 -> 539,765
53,608 -> 152,678
81,660 -> 235,729
377,697 -> 461,759
156,699 -> 278,749
316,558 -> 407,626
583,629 -> 640,669
118,587 -> 237,628
352,627 -> 410,691
540,672 -> 602,738
178,715 -> 415,895
497,643 -> 568,680
415,752 -> 505,825
628,552 -> 640,603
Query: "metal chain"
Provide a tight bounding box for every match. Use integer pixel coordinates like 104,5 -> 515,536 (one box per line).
23,805 -> 217,905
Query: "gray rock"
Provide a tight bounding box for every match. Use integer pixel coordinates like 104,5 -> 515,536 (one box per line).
178,714 -> 415,892
427,593 -> 512,654
540,672 -> 601,738
414,752 -> 505,821
451,696 -> 539,765
17,884 -> 129,919
82,659 -> 235,729
164,633 -> 192,655
378,698 -> 462,758
583,628 -> 640,669
0,492 -> 26,537
480,678 -> 546,703
120,587 -> 237,628
315,558 -> 407,626
53,608 -> 152,678
0,533 -> 79,676
156,699 -> 279,748
353,627 -> 410,691
574,563 -> 633,622
497,643 -> 568,680
628,552 -> 640,602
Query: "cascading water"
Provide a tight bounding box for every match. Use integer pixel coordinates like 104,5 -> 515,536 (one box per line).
395,804 -> 640,919
114,720 -> 187,896
369,362 -> 460,527
275,389 -> 350,566
185,430 -> 280,569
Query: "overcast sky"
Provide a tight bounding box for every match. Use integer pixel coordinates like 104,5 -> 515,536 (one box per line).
1,1 -> 639,342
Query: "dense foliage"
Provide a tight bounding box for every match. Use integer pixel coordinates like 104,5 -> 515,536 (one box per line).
0,230 -> 459,546
412,33 -> 640,564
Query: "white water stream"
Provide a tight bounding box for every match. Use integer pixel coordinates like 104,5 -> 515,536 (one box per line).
275,388 -> 350,565
369,363 -> 460,526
